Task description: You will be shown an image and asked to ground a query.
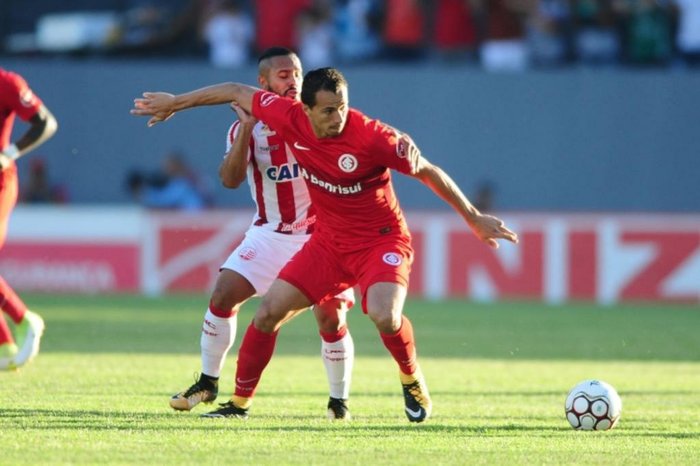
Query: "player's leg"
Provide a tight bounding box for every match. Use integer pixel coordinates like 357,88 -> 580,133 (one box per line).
169,268 -> 254,411
0,168 -> 43,370
358,240 -> 431,422
201,278 -> 312,418
172,227 -> 300,412
313,292 -> 355,420
365,282 -> 432,423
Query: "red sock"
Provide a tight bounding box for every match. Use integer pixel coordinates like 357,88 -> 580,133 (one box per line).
209,299 -> 236,318
380,315 -> 417,375
319,325 -> 347,343
0,276 -> 26,324
0,315 -> 13,345
234,323 -> 278,398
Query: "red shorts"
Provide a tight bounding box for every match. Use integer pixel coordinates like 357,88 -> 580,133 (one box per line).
0,164 -> 18,248
278,232 -> 413,313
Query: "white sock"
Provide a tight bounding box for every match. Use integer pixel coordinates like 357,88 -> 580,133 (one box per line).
322,331 -> 354,400
200,309 -> 236,378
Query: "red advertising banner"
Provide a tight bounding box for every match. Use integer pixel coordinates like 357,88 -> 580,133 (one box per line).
1,208 -> 698,304
0,242 -> 140,292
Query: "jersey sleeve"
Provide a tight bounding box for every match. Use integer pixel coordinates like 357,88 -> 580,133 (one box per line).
250,91 -> 294,136
4,71 -> 43,121
225,120 -> 252,162
365,117 -> 420,175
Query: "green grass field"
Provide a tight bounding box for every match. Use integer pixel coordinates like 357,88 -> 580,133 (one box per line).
1,294 -> 699,465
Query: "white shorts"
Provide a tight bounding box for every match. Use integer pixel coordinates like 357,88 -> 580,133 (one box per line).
221,227 -> 355,305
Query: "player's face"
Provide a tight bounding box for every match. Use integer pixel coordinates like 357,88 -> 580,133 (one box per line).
303,86 -> 349,139
259,55 -> 303,100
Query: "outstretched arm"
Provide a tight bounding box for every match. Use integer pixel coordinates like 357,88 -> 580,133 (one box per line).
411,155 -> 518,249
0,104 -> 58,170
131,82 -> 260,127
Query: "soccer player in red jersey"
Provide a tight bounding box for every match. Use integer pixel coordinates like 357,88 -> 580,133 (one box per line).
168,48 -> 356,420
132,68 -> 518,422
0,68 -> 58,370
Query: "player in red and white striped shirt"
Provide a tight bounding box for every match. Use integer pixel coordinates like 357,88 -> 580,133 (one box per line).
0,68 -> 57,371
168,48 -> 355,420
132,67 -> 517,423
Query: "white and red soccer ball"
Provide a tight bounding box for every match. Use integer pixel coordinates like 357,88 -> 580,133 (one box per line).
565,379 -> 622,431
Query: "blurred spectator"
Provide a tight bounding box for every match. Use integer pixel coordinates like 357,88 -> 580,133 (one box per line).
200,0 -> 254,68
297,1 -> 335,68
254,0 -> 311,54
433,0 -> 478,63
334,0 -> 383,63
617,0 -> 673,66
672,0 -> 700,66
21,158 -> 68,204
126,151 -> 210,210
113,0 -> 213,57
475,0 -> 531,72
571,0 -> 621,65
382,0 -> 427,61
527,0 -> 573,67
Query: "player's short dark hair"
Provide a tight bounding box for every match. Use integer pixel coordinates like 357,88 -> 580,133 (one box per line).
301,68 -> 348,108
258,47 -> 295,64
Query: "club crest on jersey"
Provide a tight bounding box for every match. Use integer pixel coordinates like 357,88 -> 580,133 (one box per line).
382,252 -> 402,266
238,247 -> 257,261
260,93 -> 278,107
266,163 -> 300,182
338,154 -> 358,173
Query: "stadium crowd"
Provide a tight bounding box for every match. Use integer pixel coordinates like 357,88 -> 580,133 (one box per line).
2,0 -> 699,71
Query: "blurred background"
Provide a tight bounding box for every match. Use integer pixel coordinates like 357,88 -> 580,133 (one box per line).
1,0 -> 698,302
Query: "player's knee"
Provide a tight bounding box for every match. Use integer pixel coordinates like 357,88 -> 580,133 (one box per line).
254,300 -> 284,332
315,311 -> 342,333
210,289 -> 234,311
367,308 -> 401,333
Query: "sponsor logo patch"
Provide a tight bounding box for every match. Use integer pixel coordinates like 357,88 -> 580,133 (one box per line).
396,137 -> 407,159
260,93 -> 278,107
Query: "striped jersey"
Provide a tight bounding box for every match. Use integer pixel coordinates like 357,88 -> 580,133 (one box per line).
226,119 -> 316,235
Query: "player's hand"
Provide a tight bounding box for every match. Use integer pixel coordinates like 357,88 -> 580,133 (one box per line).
230,102 -> 257,126
470,213 -> 519,249
131,92 -> 176,127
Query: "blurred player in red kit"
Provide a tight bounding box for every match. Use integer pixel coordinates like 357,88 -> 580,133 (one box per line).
0,68 -> 58,370
168,48 -> 356,420
132,67 -> 518,422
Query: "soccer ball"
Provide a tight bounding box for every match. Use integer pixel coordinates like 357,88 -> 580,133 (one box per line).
565,379 -> 622,431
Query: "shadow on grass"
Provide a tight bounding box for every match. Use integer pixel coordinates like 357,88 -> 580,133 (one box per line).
3,409 -> 698,440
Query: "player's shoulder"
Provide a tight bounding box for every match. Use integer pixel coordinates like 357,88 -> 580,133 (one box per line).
348,109 -> 391,138
0,69 -> 20,89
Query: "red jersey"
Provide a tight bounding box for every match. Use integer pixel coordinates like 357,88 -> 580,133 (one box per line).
251,90 -> 416,251
254,0 -> 311,52
0,69 -> 43,151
